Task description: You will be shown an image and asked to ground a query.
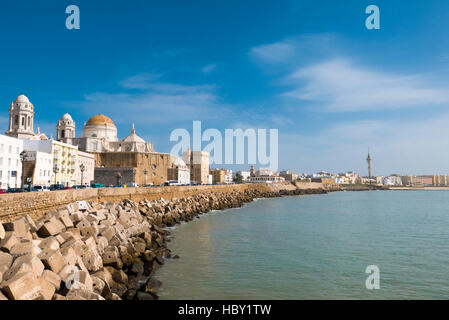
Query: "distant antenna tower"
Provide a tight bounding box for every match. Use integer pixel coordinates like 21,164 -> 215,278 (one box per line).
366,149 -> 372,184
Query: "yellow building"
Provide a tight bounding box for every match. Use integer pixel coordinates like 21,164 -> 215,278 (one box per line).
51,140 -> 78,186
210,169 -> 226,184
23,139 -> 78,186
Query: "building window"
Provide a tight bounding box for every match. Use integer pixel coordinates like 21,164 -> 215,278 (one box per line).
8,146 -> 12,153
21,117 -> 24,126
14,116 -> 18,126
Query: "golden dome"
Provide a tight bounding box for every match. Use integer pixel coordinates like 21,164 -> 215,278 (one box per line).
85,114 -> 116,127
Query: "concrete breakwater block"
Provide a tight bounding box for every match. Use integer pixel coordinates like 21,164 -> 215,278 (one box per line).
0,186 -> 319,300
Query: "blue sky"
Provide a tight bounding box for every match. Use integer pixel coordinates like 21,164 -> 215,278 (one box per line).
1,0 -> 449,175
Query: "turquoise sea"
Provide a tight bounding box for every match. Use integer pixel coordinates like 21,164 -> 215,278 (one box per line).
155,191 -> 449,299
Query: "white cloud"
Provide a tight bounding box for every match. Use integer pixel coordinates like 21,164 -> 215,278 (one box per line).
76,74 -> 232,126
249,41 -> 295,63
284,59 -> 449,112
283,59 -> 449,112
279,114 -> 449,175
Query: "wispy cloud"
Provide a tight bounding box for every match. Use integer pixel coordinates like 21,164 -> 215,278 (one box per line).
279,114 -> 449,175
201,64 -> 217,74
249,42 -> 295,63
249,34 -> 341,65
76,74 -> 231,126
283,59 -> 449,112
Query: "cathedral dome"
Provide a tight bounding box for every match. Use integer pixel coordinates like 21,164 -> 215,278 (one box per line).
15,94 -> 30,104
60,113 -> 73,121
171,156 -> 187,168
85,114 -> 115,127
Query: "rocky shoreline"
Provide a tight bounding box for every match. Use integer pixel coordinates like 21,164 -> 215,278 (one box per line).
0,186 -> 328,300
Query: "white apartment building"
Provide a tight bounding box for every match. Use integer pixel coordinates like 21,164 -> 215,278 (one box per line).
23,139 -> 78,186
0,134 -> 23,189
235,170 -> 251,182
224,169 -> 233,184
22,150 -> 53,186
76,151 -> 95,185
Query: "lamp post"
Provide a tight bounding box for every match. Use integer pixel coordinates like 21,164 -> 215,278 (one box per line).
19,151 -> 27,191
53,164 -> 59,186
80,163 -> 85,186
116,172 -> 122,186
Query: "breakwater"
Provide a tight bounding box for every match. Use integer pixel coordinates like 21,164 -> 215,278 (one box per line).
0,183 -> 328,300
0,182 -> 306,223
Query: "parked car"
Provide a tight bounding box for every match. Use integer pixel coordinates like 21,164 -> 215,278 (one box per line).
164,180 -> 181,186
0,189 -> 8,194
90,183 -> 104,189
34,185 -> 50,192
50,184 -> 66,191
143,183 -> 154,187
7,188 -> 22,193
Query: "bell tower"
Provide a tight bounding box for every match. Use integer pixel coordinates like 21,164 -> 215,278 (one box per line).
57,113 -> 76,144
5,94 -> 35,139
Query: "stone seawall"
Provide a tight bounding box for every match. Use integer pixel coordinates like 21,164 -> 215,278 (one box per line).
0,183 -> 302,223
0,183 -> 328,300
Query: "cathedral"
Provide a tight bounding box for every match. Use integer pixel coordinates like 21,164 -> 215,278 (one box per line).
4,94 -> 193,186
56,113 -> 154,153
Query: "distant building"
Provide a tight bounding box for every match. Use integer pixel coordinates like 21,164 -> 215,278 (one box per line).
235,170 -> 251,182
76,151 -> 95,186
210,168 -> 225,184
256,168 -> 277,176
382,176 -> 402,186
411,175 -> 433,186
0,134 -> 23,189
22,150 -> 52,186
183,149 -> 210,185
210,168 -> 233,184
280,170 -> 298,182
24,139 -> 78,186
249,175 -> 285,183
401,175 -> 413,186
167,156 -> 190,185
94,152 -> 174,186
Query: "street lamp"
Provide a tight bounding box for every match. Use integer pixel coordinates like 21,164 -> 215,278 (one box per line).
80,163 -> 85,186
116,172 -> 122,186
53,164 -> 59,186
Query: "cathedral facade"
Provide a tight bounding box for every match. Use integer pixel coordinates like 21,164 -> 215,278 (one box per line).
56,113 -> 154,153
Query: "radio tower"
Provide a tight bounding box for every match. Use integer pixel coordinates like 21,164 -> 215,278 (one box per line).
366,149 -> 372,184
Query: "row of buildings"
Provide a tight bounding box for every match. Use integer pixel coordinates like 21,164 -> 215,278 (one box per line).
0,94 -> 212,189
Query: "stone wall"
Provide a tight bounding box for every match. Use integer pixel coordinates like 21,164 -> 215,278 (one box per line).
0,183 -> 303,223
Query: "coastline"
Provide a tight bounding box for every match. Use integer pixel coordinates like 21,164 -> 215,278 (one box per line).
0,183 -> 329,300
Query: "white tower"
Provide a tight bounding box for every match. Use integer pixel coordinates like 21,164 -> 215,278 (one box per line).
5,94 -> 35,139
57,113 -> 76,144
